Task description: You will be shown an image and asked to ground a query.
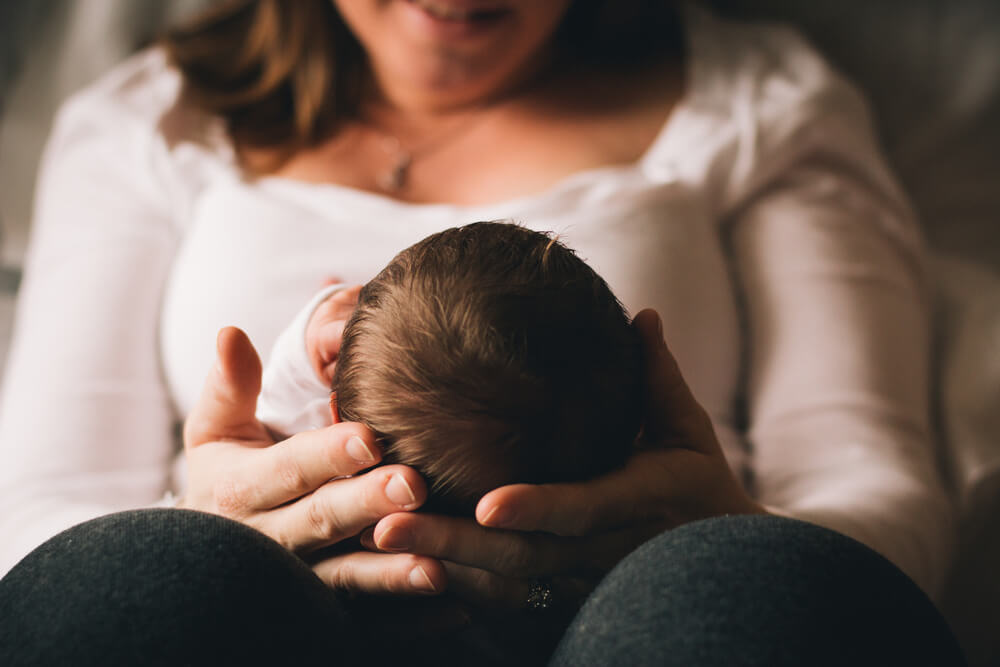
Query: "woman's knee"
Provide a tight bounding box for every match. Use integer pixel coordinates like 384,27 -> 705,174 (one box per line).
552,515 -> 965,666
0,509 -> 356,666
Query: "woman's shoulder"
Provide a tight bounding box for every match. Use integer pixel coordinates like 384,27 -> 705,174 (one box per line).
656,6 -> 895,211
54,48 -> 181,138
44,47 -> 235,226
683,5 -> 867,121
52,47 -> 229,160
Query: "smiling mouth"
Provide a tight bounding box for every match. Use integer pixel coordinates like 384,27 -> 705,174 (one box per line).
407,0 -> 510,23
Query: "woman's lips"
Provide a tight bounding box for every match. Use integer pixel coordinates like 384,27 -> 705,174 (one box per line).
404,0 -> 512,36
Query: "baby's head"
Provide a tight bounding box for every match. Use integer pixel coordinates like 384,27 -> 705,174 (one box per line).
333,221 -> 642,514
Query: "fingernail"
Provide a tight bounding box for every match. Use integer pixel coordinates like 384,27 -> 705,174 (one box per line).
409,566 -> 438,593
481,505 -> 516,528
655,311 -> 664,340
345,435 -> 377,464
376,525 -> 413,551
385,473 -> 418,507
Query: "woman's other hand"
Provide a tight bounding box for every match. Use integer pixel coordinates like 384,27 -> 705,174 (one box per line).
481,308 -> 766,534
363,308 -> 766,611
180,326 -> 446,595
305,284 -> 362,385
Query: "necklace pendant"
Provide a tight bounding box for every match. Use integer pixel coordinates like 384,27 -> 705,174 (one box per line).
378,152 -> 412,192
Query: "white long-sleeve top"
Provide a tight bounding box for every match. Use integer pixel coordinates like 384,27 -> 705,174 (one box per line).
0,9 -> 953,595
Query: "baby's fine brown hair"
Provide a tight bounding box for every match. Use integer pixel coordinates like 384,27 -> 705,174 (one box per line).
333,221 -> 642,514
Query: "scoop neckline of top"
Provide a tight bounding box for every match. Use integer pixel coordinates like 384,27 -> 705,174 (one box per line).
251,34 -> 703,217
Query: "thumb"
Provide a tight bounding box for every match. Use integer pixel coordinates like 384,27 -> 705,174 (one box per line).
632,309 -> 716,452
183,326 -> 266,448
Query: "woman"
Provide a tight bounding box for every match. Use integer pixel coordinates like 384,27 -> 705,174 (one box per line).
0,0 -> 965,664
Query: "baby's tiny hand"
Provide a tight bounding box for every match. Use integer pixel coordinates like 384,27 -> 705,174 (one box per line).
305,285 -> 362,385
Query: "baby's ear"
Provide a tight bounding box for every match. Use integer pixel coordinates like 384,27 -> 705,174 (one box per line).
329,392 -> 341,424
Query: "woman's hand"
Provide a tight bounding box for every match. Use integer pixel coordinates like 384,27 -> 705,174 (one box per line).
180,326 -> 447,595
363,308 -> 766,611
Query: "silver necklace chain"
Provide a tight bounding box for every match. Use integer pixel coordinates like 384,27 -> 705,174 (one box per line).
376,135 -> 414,192
368,110 -> 488,193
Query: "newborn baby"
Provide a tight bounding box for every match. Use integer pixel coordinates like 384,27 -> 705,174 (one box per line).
258,221 -> 642,514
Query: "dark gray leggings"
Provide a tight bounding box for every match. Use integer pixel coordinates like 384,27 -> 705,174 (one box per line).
0,510 -> 965,666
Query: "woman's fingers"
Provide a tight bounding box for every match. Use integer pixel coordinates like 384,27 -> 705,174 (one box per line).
441,561 -> 526,609
476,480 -> 611,537
474,449 -> 680,536
231,422 -> 382,511
184,326 -> 269,448
363,515 -> 599,611
368,512 -> 583,577
312,549 -> 446,595
477,445 -> 762,538
443,562 -> 594,612
252,465 -> 427,552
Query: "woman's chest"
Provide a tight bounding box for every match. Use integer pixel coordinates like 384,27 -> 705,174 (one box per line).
160,179 -> 741,419
263,67 -> 681,206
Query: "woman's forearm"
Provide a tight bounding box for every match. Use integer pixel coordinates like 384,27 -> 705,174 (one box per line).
731,155 -> 953,596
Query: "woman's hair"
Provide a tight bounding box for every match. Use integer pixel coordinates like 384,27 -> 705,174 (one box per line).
332,221 -> 643,514
163,0 -> 683,157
